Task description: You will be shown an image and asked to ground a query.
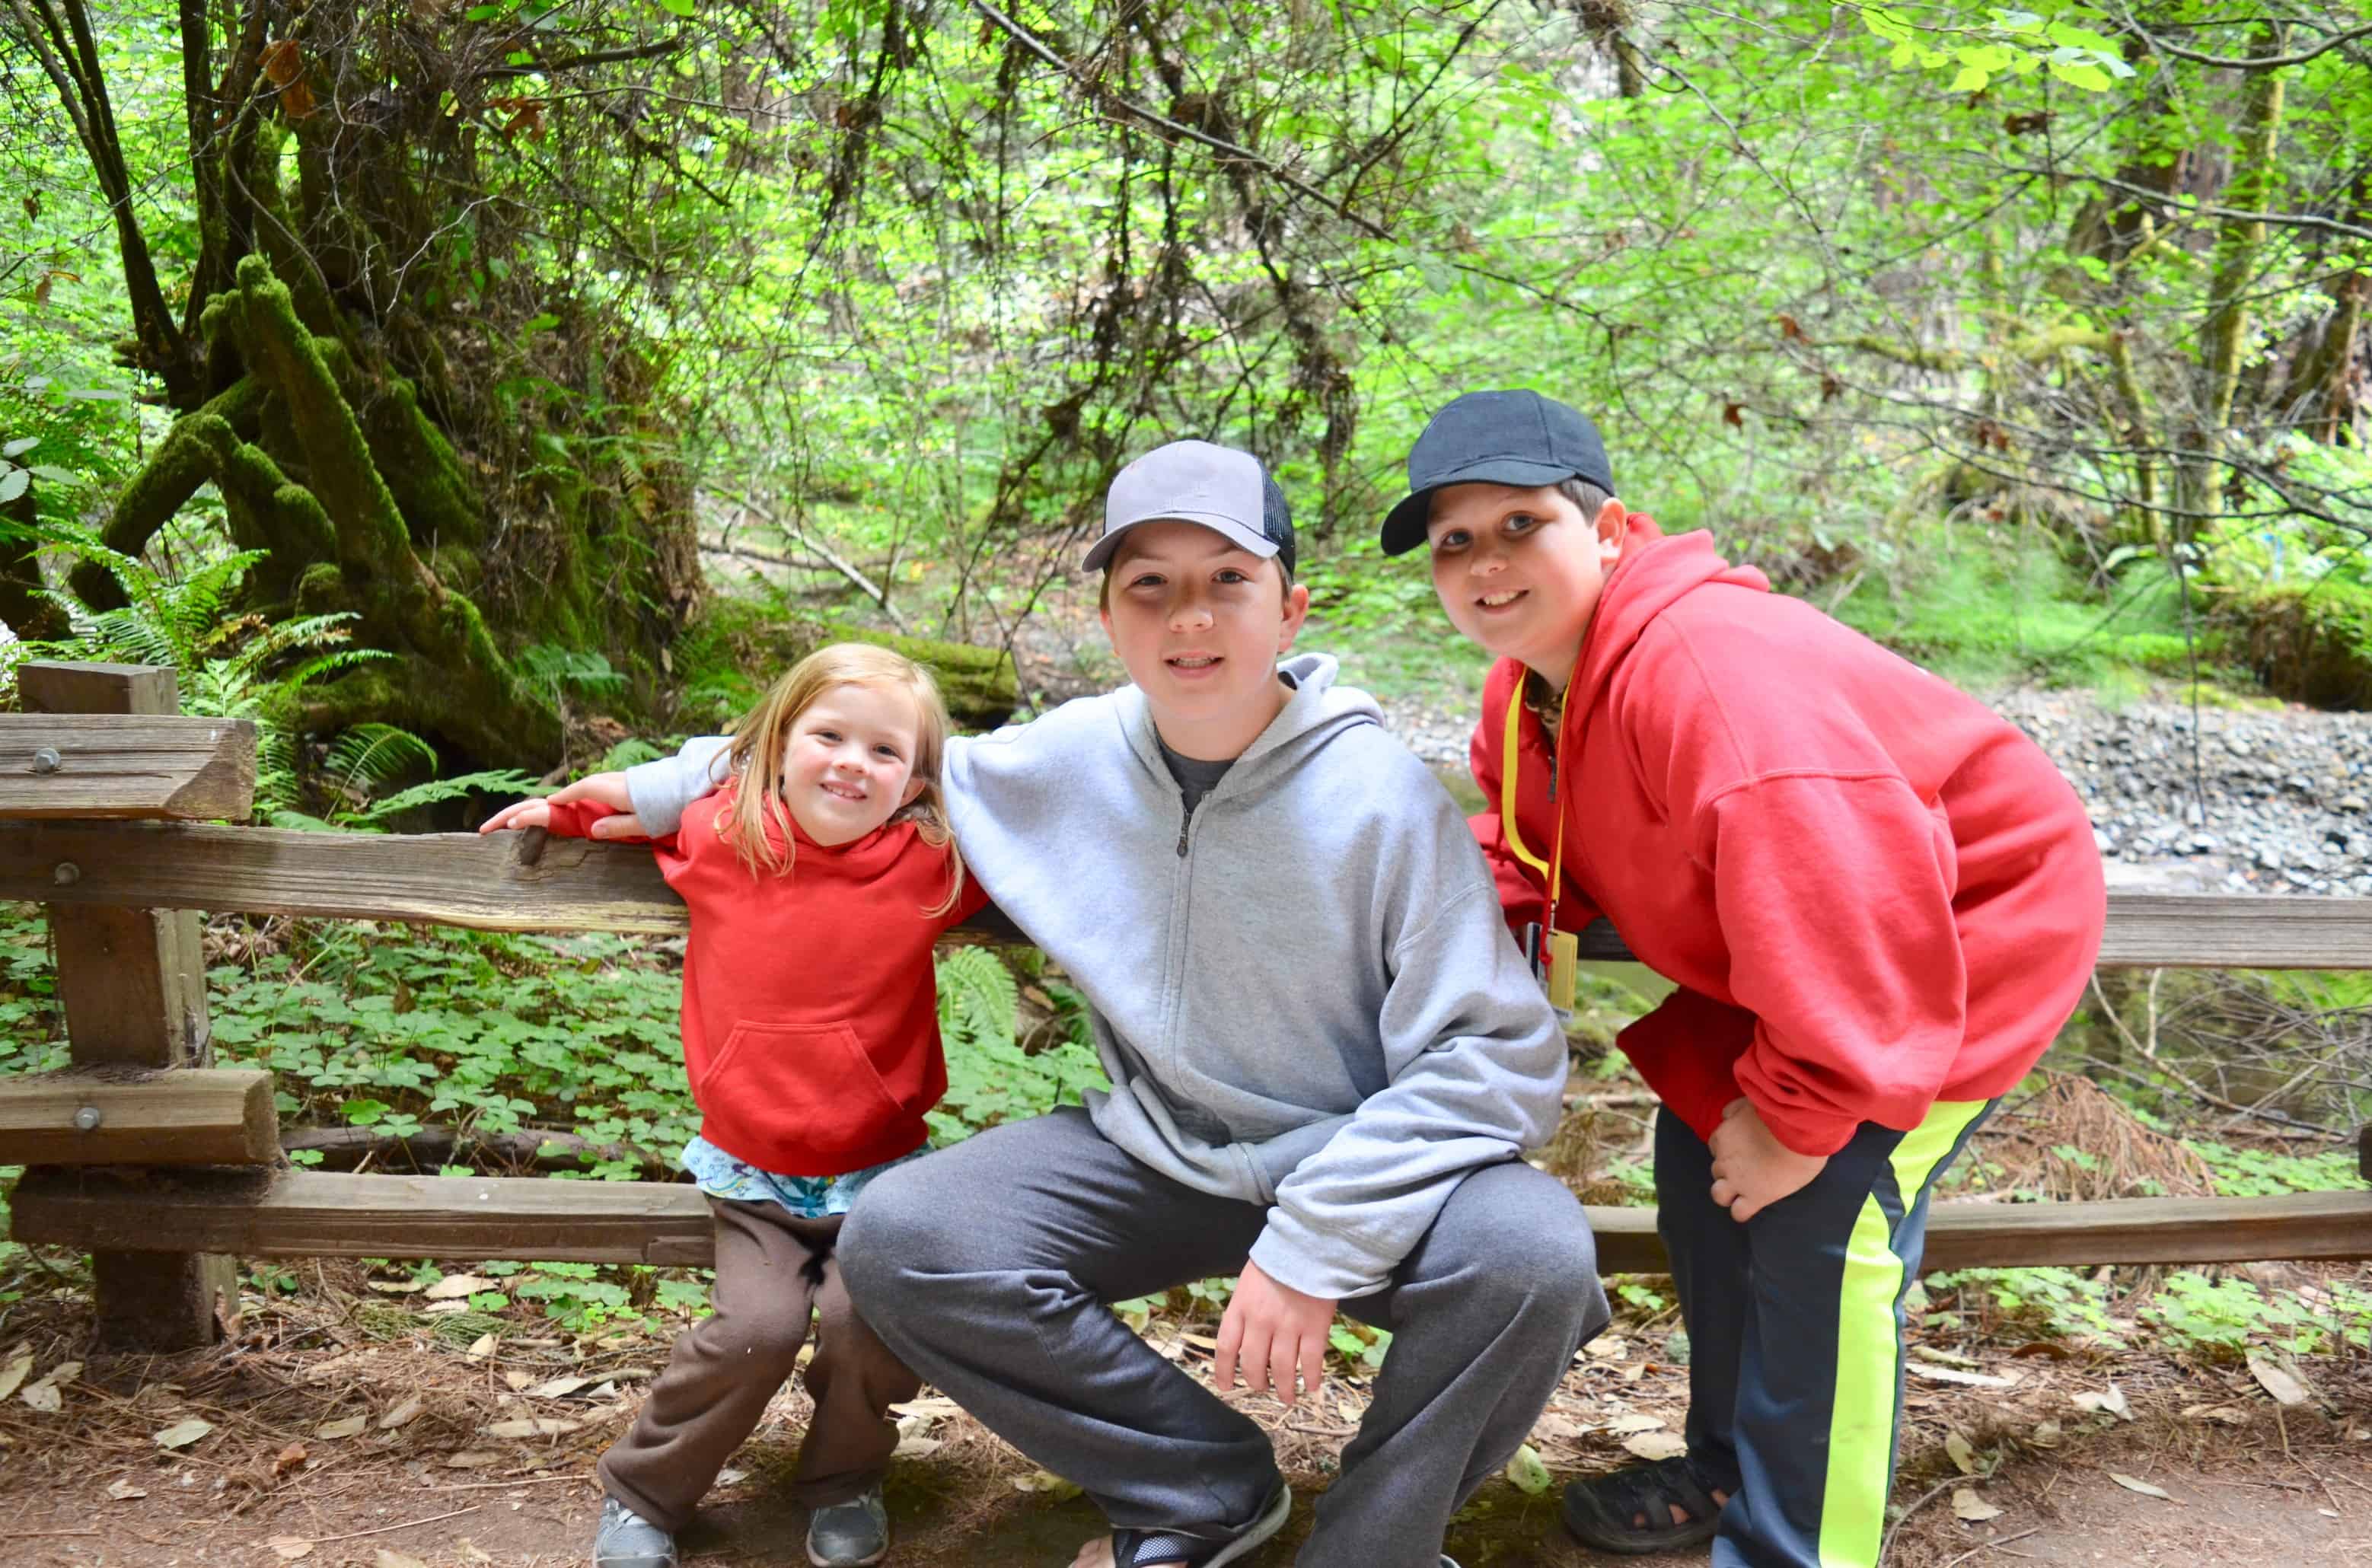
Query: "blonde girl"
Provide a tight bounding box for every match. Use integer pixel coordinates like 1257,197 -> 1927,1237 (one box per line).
482,643 -> 987,1568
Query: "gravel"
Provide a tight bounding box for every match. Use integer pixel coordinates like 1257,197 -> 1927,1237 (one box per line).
1375,688 -> 2372,898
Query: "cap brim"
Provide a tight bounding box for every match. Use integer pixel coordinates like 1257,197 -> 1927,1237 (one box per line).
1082,512 -> 1280,572
1377,457 -> 1586,556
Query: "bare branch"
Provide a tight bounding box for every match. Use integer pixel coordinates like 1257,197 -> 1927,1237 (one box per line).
967,0 -> 1391,240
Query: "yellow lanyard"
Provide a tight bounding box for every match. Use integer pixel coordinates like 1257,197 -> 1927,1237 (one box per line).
1500,687 -> 1577,1010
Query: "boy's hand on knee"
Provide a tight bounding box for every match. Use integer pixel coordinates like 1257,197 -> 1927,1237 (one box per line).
1707,1097 -> 1828,1222
478,770 -> 637,836
1213,1260 -> 1334,1407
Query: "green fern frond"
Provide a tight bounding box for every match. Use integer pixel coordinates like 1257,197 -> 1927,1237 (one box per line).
935,947 -> 1019,1049
327,723 -> 441,792
343,769 -> 543,827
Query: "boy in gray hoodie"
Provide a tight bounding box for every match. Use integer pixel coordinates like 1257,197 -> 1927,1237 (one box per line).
563,441 -> 1605,1568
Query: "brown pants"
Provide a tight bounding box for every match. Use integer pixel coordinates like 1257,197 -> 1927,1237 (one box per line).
598,1198 -> 920,1529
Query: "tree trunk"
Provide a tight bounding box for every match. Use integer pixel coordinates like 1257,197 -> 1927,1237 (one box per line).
2189,27 -> 2289,522
26,0 -> 704,770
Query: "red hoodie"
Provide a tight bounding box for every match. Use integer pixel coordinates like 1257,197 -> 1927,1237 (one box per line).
547,789 -> 987,1177
1471,524 -> 2106,1156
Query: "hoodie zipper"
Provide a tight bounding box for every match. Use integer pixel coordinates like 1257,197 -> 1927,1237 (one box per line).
1175,801 -> 1194,858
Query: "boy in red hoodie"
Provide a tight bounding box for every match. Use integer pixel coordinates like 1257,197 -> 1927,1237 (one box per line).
1379,390 -> 2106,1568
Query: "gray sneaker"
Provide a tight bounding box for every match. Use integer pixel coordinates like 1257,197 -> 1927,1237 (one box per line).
593,1496 -> 677,1568
807,1485 -> 890,1568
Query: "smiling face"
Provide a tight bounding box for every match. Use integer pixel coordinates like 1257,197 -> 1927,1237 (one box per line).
1099,519 -> 1312,760
1426,483 -> 1628,691
776,680 -> 926,846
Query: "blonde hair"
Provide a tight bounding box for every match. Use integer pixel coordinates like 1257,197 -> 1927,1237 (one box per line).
716,642 -> 966,916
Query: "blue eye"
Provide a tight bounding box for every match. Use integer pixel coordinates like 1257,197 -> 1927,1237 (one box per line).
1431,530 -> 1470,553
1216,569 -> 1248,585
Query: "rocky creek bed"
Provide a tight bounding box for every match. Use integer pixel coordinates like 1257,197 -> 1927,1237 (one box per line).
1376,687 -> 2372,898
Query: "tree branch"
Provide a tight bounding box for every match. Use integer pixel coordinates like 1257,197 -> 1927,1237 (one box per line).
2014,166 -> 2372,244
968,0 -> 1390,240
2114,15 -> 2372,70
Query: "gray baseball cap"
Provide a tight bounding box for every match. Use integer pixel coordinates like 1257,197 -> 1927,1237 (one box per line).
1082,439 -> 1296,576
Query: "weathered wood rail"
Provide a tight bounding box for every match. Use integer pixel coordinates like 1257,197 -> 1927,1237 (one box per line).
0,662 -> 2367,1350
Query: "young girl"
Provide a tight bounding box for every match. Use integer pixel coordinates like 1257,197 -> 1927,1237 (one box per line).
480,643 -> 986,1568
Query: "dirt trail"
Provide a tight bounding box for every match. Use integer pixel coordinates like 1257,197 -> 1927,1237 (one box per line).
3,1281 -> 2366,1568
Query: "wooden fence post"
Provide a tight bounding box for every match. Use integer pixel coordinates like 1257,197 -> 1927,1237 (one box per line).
19,661 -> 234,1350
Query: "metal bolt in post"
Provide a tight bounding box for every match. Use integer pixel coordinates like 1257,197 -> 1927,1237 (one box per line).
30,747 -> 60,773
73,1106 -> 102,1132
53,862 -> 80,887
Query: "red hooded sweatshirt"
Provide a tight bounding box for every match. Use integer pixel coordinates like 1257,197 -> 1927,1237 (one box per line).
547,789 -> 987,1177
1471,524 -> 2106,1157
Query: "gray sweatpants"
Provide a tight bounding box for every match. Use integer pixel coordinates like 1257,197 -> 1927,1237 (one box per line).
839,1106 -> 1607,1568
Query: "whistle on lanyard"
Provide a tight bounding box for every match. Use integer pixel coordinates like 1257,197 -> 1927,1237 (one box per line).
1519,921 -> 1580,1017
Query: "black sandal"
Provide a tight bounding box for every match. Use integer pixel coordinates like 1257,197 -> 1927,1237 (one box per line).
1107,1483 -> 1290,1568
1561,1454 -> 1736,1556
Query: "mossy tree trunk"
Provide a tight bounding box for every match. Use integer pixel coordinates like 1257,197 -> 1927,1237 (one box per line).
18,0 -> 702,770
2186,24 -> 2289,526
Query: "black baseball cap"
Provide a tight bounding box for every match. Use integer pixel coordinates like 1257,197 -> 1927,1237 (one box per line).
1379,390 -> 1615,556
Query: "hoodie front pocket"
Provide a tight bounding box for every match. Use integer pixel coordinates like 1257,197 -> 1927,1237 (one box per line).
699,1021 -> 907,1159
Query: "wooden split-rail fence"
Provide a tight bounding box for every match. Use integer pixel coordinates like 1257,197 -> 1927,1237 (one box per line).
0,661 -> 2367,1351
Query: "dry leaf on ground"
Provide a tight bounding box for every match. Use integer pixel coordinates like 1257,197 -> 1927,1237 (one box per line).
0,1353 -> 32,1403
1605,1413 -> 1666,1436
106,1477 -> 147,1501
526,1375 -> 595,1399
2246,1351 -> 2313,1407
273,1442 -> 308,1475
2109,1473 -> 2175,1501
482,1417 -> 579,1439
379,1394 -> 426,1429
2029,1419 -> 2062,1448
266,1537 -> 314,1560
2181,1404 -> 2247,1425
1012,1471 -> 1082,1498
20,1378 -> 62,1413
424,1275 -> 489,1301
2072,1383 -> 2131,1420
1584,1337 -> 1628,1359
152,1418 -> 213,1449
1908,1364 -> 2017,1390
892,1435 -> 942,1459
315,1416 -> 368,1440
1945,1432 -> 1978,1475
1952,1487 -> 2003,1522
373,1550 -> 429,1568
443,1450 -> 503,1468
464,1333 -> 498,1362
1623,1430 -> 1688,1461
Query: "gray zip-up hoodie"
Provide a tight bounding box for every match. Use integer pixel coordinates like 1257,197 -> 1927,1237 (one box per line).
624,653 -> 1567,1299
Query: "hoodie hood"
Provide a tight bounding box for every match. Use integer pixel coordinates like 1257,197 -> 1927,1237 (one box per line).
1568,525 -> 1770,726
1114,652 -> 1385,805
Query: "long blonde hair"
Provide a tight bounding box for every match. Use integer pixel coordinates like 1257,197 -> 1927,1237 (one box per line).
716,642 -> 966,916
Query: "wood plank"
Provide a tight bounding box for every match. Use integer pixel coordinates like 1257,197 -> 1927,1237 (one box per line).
0,820 -> 687,933
0,714 -> 257,820
1,820 -> 2368,968
18,661 -> 232,1351
8,1168 -> 717,1267
11,1170 -> 2369,1273
0,1068 -> 277,1166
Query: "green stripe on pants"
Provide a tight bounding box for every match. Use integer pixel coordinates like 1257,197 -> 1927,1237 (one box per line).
1816,1100 -> 1989,1568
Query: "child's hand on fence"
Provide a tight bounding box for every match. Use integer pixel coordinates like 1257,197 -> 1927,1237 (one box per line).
479,771 -> 634,835
1707,1096 -> 1828,1222
1214,1260 -> 1334,1407
478,798 -> 553,833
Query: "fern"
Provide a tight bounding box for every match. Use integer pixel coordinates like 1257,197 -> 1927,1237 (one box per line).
936,945 -> 1019,1048
327,723 -> 442,793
